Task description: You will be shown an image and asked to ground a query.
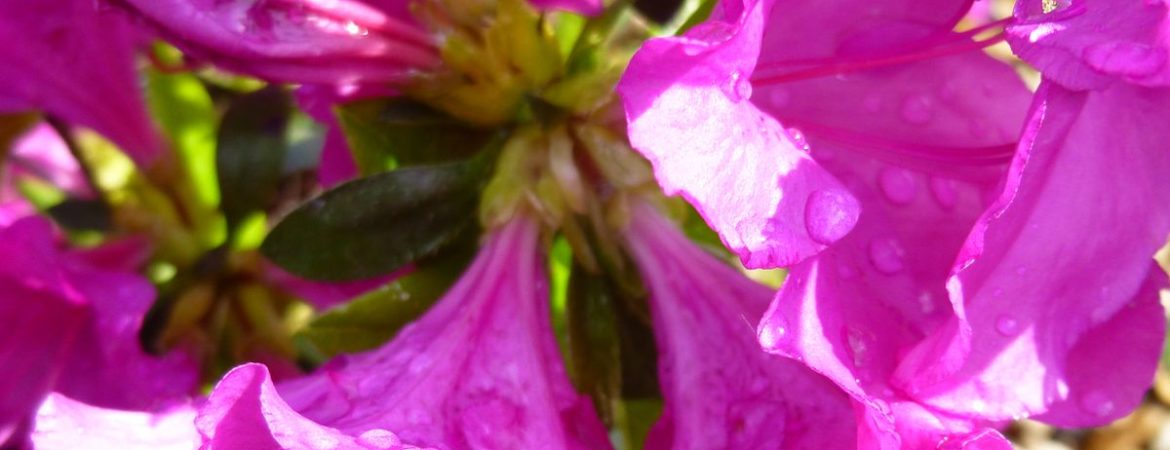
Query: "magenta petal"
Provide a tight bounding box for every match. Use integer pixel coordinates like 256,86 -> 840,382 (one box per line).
1036,265 -> 1167,426
198,363 -> 391,450
625,203 -> 856,449
896,83 -> 1170,422
1007,0 -> 1170,89
0,218 -> 89,434
201,217 -> 610,449
0,0 -> 163,166
6,124 -> 93,198
265,264 -> 399,310
618,0 -> 858,269
31,394 -> 200,450
121,0 -> 439,84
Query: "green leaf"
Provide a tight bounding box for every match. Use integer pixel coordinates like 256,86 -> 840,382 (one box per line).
335,99 -> 492,175
567,260 -> 623,425
296,248 -> 474,357
262,154 -> 495,281
216,86 -> 291,232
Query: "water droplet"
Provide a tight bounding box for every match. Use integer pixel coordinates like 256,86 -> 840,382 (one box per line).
725,70 -> 753,102
995,316 -> 1020,336
759,320 -> 787,349
1083,41 -> 1167,77
683,44 -> 703,56
767,88 -> 790,108
358,429 -> 401,449
1080,390 -> 1116,417
928,177 -> 957,209
918,291 -> 936,314
868,238 -> 905,274
846,327 -> 873,368
878,167 -> 919,205
804,189 -> 859,244
343,20 -> 368,36
787,127 -> 809,151
899,94 -> 934,125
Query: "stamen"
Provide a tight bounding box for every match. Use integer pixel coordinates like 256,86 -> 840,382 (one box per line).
752,22 -> 1009,86
148,51 -> 200,74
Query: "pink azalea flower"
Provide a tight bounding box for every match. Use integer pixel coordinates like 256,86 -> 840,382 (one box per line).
616,0 -> 1166,446
197,216 -> 612,449
623,201 -> 856,449
0,215 -> 198,444
0,0 -> 163,166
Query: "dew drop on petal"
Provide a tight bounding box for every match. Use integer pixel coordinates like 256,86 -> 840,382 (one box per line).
358,429 -> 402,449
1080,390 -> 1116,417
868,238 -> 905,274
725,70 -> 753,102
1082,41 -> 1167,77
929,177 -> 958,209
759,320 -> 787,349
899,94 -> 934,125
846,327 -> 873,369
878,167 -> 919,205
804,189 -> 859,244
995,316 -> 1020,336
786,127 -> 809,151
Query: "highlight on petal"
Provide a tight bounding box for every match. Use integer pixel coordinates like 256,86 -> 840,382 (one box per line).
200,217 -> 611,449
617,0 -> 858,269
30,394 -> 200,450
1007,0 -> 1170,89
0,0 -> 163,166
120,0 -> 440,85
895,82 -> 1170,423
624,201 -> 856,449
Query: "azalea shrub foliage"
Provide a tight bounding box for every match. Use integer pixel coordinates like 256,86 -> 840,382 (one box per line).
0,0 -> 1168,448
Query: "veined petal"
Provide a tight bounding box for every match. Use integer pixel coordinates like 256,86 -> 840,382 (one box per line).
896,83 -> 1170,423
0,0 -> 163,166
120,0 -> 440,84
31,394 -> 200,450
625,202 -> 855,449
1007,0 -> 1170,89
618,0 -> 858,269
201,217 -> 611,449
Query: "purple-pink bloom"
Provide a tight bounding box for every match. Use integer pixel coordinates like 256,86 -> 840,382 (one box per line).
623,201 -> 856,449
0,215 -> 198,444
198,216 -> 611,449
0,0 -> 163,166
615,0 -> 1167,446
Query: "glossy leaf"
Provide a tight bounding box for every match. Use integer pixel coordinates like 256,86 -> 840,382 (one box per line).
261,154 -> 493,281
296,247 -> 474,357
215,86 -> 291,231
335,99 -> 492,175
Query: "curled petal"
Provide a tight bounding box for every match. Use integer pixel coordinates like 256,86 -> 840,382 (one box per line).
1007,0 -> 1170,89
120,0 -> 440,84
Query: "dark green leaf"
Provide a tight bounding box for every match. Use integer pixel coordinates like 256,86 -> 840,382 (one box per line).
296,246 -> 474,357
567,260 -> 622,425
336,99 -> 491,175
46,198 -> 112,231
216,86 -> 291,231
262,154 -> 494,281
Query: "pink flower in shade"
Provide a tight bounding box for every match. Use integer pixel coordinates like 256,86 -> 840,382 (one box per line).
197,216 -> 612,449
623,201 -> 856,449
0,216 -> 199,445
0,0 -> 163,166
